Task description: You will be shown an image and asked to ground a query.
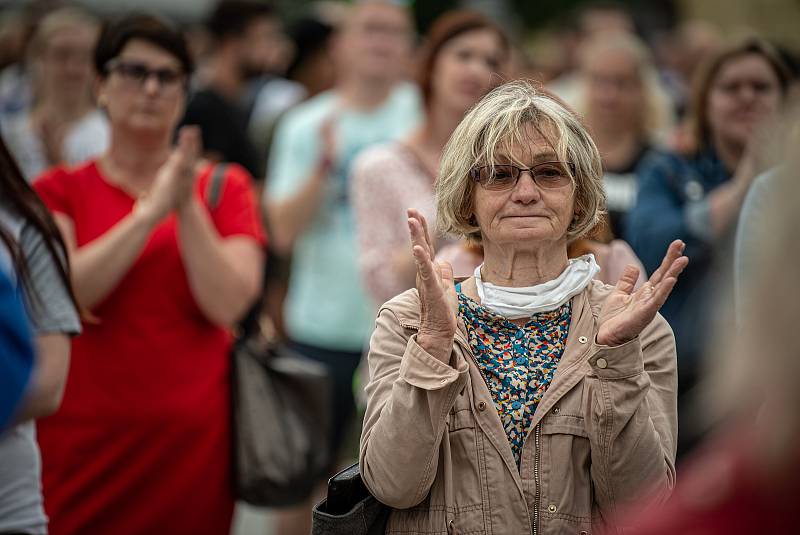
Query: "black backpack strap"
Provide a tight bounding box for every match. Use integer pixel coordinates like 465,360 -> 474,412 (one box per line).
206,163 -> 228,210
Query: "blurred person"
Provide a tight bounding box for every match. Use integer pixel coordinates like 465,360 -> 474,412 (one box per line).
32,14 -> 265,535
249,14 -> 337,174
1,7 -> 108,181
351,9 -> 510,306
625,37 -> 791,457
179,0 -> 280,179
734,98 -> 799,315
265,0 -> 419,531
250,13 -> 337,339
360,80 -> 686,534
576,32 -> 674,237
0,132 -> 79,535
654,20 -> 722,121
548,2 -> 636,107
622,102 -> 800,535
0,269 -> 34,433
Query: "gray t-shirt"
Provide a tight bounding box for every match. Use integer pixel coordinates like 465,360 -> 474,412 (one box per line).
0,205 -> 80,535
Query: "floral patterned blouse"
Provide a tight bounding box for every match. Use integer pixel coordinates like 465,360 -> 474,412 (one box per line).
458,292 -> 572,468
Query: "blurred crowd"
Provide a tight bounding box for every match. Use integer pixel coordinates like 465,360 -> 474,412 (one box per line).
0,0 -> 798,534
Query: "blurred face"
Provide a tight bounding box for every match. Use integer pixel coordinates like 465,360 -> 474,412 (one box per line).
237,16 -> 285,78
430,29 -> 505,114
472,123 -> 576,247
583,48 -> 643,131
36,26 -> 97,101
335,3 -> 412,82
97,39 -> 187,135
707,53 -> 782,149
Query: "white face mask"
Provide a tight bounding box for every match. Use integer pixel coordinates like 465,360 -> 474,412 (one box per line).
474,254 -> 600,319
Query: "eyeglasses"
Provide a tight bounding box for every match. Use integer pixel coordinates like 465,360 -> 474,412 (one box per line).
105,59 -> 186,92
469,161 -> 576,191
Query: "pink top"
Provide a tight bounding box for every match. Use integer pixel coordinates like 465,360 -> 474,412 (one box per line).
351,142 -> 437,305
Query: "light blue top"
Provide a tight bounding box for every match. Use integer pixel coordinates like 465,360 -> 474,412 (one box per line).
266,83 -> 421,351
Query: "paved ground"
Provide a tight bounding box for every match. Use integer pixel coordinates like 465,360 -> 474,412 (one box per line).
232,503 -> 276,535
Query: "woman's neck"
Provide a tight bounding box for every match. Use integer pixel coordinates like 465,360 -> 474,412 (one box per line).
712,134 -> 745,174
100,127 -> 172,188
480,239 -> 569,287
337,75 -> 394,111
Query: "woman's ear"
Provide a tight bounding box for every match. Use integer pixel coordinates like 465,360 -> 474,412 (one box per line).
94,76 -> 107,108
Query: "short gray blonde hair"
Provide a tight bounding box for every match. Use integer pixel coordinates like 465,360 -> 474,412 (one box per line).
436,79 -> 606,243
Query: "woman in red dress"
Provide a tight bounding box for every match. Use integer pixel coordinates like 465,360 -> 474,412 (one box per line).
33,14 -> 265,535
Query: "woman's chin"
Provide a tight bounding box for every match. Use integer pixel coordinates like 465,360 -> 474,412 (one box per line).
497,227 -> 562,244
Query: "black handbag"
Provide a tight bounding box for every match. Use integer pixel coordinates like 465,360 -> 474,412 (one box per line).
231,332 -> 332,506
205,164 -> 333,505
311,462 -> 389,534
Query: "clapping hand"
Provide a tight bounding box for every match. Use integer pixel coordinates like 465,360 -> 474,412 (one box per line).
408,208 -> 458,364
135,126 -> 201,224
597,240 -> 688,346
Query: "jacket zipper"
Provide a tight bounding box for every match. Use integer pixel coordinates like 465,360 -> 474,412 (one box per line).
401,321 -> 535,534
532,423 -> 541,535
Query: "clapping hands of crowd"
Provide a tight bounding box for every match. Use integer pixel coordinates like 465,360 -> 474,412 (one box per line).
408,208 -> 458,365
134,126 -> 201,225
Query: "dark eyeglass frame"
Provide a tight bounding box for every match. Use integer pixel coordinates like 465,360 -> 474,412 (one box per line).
469,161 -> 577,191
104,59 -> 186,90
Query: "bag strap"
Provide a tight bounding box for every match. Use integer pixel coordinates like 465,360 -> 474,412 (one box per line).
206,163 -> 228,210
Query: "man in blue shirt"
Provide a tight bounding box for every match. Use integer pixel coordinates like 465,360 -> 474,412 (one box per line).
265,2 -> 420,522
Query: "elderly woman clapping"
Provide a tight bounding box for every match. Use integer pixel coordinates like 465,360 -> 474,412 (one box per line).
359,81 -> 687,535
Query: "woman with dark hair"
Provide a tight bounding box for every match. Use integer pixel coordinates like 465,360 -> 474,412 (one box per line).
625,37 -> 791,456
32,14 -> 265,535
0,133 -> 80,535
351,10 -> 510,305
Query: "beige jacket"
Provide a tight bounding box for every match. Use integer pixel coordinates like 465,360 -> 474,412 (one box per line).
359,281 -> 677,535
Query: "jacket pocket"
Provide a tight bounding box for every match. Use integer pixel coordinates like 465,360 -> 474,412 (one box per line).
538,416 -> 593,534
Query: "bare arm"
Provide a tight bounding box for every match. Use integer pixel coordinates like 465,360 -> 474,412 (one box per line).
54,207 -> 160,310
14,334 -> 71,422
265,163 -> 328,254
265,116 -> 335,255
176,197 -> 264,327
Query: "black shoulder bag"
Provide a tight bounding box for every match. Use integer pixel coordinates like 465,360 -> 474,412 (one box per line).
206,164 -> 333,506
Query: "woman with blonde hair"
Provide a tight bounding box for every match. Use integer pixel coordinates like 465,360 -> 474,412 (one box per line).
360,80 -> 686,534
575,31 -> 673,237
1,7 -> 108,181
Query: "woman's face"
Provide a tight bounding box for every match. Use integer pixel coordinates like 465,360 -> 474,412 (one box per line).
97,39 -> 187,136
472,123 -> 576,248
583,47 -> 644,132
430,29 -> 506,114
36,26 -> 97,102
706,53 -> 782,150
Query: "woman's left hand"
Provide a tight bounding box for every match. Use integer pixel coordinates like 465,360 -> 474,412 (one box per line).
597,240 -> 688,346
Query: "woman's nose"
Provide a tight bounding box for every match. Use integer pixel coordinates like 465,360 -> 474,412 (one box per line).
510,171 -> 542,203
142,75 -> 162,96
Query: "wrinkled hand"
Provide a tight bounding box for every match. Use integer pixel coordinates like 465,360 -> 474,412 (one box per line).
135,126 -> 201,224
408,208 -> 457,364
597,240 -> 688,346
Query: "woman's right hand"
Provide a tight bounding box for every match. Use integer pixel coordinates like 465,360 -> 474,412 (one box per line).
134,127 -> 200,225
408,208 -> 458,365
